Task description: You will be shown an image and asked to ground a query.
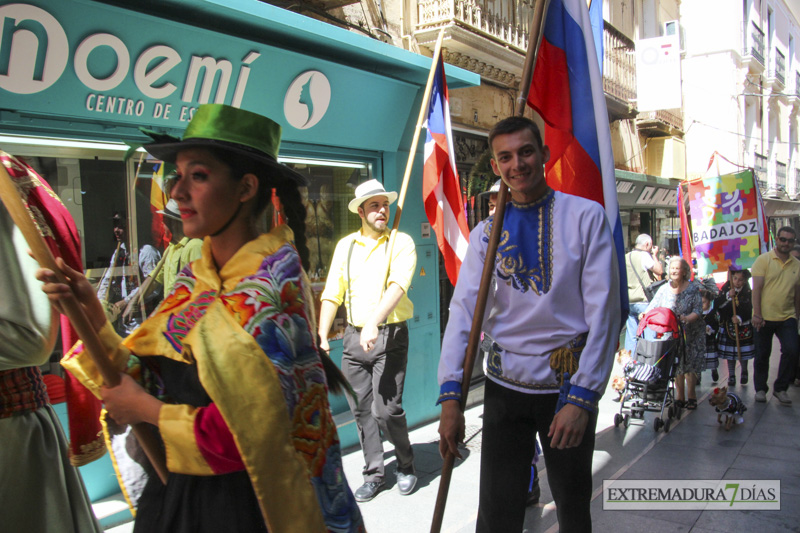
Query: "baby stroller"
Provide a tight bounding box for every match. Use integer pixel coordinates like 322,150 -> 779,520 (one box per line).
614,307 -> 683,433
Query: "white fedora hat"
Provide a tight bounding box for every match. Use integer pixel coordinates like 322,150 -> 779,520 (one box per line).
347,179 -> 398,214
157,198 -> 181,221
479,179 -> 503,200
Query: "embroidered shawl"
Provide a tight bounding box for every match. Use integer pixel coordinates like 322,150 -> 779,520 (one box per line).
63,227 -> 363,532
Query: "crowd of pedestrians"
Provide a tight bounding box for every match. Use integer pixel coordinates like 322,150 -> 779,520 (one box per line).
624,227 -> 800,410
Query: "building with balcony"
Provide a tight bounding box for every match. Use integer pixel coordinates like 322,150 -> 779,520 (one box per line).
268,0 -> 695,336
680,0 -> 800,229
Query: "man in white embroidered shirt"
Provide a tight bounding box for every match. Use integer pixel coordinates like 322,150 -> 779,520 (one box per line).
437,117 -> 620,532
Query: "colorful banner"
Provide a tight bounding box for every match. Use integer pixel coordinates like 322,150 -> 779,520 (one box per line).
683,170 -> 769,276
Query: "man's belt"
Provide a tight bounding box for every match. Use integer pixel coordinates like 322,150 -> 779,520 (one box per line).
347,321 -> 406,333
0,366 -> 49,419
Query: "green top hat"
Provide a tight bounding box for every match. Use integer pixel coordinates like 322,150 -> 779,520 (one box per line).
142,104 -> 308,186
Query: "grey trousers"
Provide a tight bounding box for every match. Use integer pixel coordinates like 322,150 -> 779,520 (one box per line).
342,322 -> 415,482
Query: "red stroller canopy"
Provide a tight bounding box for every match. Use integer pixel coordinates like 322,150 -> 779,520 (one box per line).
637,307 -> 680,338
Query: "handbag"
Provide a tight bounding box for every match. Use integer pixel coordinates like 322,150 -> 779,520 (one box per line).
628,252 -> 664,302
643,279 -> 667,301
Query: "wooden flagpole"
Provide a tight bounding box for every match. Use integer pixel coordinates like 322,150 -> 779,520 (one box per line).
0,164 -> 169,485
429,1 -> 551,531
381,28 -> 447,285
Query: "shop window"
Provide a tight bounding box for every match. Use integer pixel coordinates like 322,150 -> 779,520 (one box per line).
277,158 -> 373,342
12,146 -> 375,346
14,153 -> 142,354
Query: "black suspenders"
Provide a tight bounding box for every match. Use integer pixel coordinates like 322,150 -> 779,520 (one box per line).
346,236 -> 389,327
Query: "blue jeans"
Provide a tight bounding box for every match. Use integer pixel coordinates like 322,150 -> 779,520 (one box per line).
753,318 -> 799,393
625,302 -> 649,352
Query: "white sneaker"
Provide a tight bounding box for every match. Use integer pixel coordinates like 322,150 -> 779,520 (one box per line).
755,390 -> 767,403
774,390 -> 792,405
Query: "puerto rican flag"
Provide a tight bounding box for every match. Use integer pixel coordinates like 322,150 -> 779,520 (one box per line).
423,55 -> 470,286
527,0 -> 629,316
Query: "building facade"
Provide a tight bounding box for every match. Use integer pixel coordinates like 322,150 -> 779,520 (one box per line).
681,0 -> 800,232
0,0 -> 478,460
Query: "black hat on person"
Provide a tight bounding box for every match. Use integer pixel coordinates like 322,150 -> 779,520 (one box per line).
142,104 -> 308,186
728,265 -> 752,280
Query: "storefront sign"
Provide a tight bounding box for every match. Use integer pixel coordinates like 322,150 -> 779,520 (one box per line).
636,186 -> 677,206
0,1 -> 417,150
283,71 -> 331,129
0,4 -> 257,118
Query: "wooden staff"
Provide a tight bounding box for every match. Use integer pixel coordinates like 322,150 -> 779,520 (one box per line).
123,249 -> 169,324
381,28 -> 447,286
731,287 -> 742,369
0,163 -> 169,485
430,1 -> 551,531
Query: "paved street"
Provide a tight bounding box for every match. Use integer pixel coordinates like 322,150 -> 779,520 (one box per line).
341,336 -> 800,533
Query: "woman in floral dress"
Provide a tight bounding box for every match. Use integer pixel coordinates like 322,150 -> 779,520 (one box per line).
643,257 -> 705,409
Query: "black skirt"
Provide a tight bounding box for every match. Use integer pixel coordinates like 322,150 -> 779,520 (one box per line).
133,357 -> 267,533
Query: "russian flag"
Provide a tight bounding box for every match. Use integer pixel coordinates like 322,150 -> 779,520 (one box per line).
527,0 -> 629,317
423,55 -> 470,286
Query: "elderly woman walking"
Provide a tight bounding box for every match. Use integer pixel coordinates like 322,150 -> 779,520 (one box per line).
643,257 -> 705,410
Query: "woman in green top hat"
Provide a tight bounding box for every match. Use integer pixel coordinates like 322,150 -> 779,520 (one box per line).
38,104 -> 364,533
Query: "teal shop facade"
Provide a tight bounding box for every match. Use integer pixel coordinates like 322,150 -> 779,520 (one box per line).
0,0 -> 478,498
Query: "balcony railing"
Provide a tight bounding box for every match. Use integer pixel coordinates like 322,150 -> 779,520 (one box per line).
637,108 -> 683,131
417,0 -> 531,51
774,49 -> 786,85
777,161 -> 787,190
749,22 -> 765,65
603,21 -> 636,105
755,152 -> 768,189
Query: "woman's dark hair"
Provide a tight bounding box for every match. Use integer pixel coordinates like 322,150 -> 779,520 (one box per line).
209,148 -> 310,271
209,148 -> 350,395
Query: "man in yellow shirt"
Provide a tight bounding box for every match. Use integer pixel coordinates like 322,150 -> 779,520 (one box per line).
319,179 -> 417,502
751,226 -> 800,405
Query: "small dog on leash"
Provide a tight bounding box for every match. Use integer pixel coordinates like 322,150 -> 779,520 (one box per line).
611,349 -> 632,401
708,386 -> 747,430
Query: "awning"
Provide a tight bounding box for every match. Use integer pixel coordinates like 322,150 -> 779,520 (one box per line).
763,198 -> 800,218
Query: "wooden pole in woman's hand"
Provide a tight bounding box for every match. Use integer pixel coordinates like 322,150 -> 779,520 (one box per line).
0,164 -> 168,485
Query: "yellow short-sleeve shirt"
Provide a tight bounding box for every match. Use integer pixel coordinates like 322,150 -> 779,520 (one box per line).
320,230 -> 416,327
751,249 -> 800,321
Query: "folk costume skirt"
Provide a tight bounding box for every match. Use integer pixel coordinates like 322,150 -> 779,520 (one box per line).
717,321 -> 755,361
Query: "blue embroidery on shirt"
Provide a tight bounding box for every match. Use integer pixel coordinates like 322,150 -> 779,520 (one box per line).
483,190 -> 554,295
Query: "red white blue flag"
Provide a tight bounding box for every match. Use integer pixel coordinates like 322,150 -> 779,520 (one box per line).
527,0 -> 629,316
423,55 -> 470,286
